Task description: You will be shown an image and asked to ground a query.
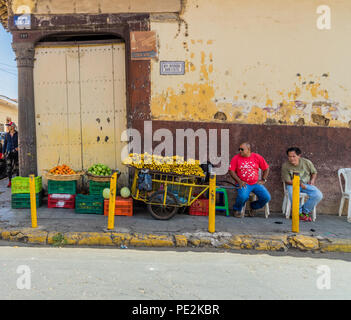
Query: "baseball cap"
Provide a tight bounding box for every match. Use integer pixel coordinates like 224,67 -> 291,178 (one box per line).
6,122 -> 16,128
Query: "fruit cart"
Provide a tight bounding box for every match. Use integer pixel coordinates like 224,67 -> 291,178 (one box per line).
129,167 -> 210,220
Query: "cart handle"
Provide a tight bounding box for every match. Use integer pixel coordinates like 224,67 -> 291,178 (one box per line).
216,180 -> 240,189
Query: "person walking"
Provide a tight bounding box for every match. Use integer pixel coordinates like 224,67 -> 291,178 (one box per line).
2,122 -> 18,187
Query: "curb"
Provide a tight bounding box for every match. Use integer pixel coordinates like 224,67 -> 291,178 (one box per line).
1,228 -> 351,253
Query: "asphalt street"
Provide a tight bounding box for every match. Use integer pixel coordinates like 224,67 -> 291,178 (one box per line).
1,245 -> 350,300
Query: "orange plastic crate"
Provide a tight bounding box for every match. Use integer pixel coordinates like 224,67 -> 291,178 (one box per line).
189,199 -> 209,216
104,197 -> 133,216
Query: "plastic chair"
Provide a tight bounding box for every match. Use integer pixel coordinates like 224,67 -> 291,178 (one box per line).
282,181 -> 317,221
215,188 -> 230,216
338,168 -> 351,223
241,193 -> 270,218
240,169 -> 270,218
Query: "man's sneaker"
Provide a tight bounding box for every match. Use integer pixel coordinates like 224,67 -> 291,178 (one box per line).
301,211 -> 313,221
299,213 -> 310,221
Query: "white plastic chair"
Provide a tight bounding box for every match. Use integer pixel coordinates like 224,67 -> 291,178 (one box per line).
282,181 -> 317,221
338,168 -> 351,223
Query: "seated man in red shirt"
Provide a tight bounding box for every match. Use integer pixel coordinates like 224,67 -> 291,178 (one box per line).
229,142 -> 271,217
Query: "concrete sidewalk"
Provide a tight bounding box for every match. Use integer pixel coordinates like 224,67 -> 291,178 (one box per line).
0,178 -> 350,252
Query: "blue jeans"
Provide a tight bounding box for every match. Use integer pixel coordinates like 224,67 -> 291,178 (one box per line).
233,183 -> 271,212
286,184 -> 323,214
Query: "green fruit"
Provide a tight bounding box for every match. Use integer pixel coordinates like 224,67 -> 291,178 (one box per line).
89,163 -> 112,176
103,188 -> 110,199
120,187 -> 130,198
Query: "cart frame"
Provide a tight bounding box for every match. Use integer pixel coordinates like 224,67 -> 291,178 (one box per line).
130,168 -> 210,219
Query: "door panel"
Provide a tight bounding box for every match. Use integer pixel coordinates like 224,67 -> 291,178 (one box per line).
65,47 -> 83,170
79,44 -> 116,170
34,42 -> 127,185
34,47 -> 70,174
113,44 -> 128,185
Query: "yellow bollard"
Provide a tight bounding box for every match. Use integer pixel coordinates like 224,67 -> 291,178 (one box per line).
292,173 -> 300,233
107,172 -> 118,230
29,174 -> 38,228
208,173 -> 216,233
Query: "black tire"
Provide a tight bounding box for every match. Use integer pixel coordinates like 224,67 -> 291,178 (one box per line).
147,191 -> 179,220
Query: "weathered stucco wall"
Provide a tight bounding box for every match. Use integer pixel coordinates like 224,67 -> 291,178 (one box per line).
7,0 -> 351,214
150,0 -> 351,128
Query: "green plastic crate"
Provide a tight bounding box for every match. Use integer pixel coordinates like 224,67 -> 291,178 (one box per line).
11,192 -> 43,209
75,194 -> 104,214
11,176 -> 42,194
89,180 -> 111,196
48,180 -> 76,195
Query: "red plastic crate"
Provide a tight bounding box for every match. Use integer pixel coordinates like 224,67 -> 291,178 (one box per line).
189,199 -> 209,216
104,197 -> 133,216
48,194 -> 76,209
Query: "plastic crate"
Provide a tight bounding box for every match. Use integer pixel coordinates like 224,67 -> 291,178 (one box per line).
104,197 -> 133,216
11,176 -> 42,194
11,192 -> 43,209
75,194 -> 104,214
189,199 -> 209,216
48,194 -> 75,209
89,180 -> 111,196
48,180 -> 76,195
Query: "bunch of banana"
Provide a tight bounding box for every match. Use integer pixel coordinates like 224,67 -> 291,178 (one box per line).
122,153 -> 205,177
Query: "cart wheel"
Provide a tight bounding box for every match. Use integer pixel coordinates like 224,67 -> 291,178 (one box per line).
147,191 -> 179,220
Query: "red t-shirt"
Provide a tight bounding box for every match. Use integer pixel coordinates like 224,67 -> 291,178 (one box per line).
229,153 -> 269,185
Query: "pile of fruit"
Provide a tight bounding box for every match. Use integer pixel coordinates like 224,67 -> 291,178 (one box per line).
122,153 -> 205,177
87,164 -> 112,176
49,164 -> 76,175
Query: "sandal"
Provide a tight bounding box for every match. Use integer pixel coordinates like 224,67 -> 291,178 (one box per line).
233,211 -> 241,218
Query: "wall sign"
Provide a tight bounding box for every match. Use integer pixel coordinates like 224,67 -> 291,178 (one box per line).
130,31 -> 157,60
160,61 -> 185,75
14,14 -> 31,29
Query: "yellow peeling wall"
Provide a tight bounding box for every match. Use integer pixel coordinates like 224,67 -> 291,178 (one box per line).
150,0 -> 351,128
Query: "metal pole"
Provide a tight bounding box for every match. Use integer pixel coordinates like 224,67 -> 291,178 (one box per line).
29,174 -> 37,228
208,172 -> 216,233
107,172 -> 118,230
292,172 -> 300,233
